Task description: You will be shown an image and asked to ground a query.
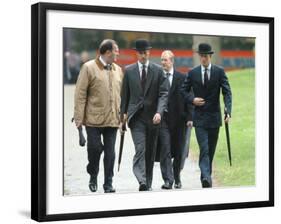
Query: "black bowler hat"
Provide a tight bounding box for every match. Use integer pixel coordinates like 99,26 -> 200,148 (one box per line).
197,43 -> 214,54
133,39 -> 152,51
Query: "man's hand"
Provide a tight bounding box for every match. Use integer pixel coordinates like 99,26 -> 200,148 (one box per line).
75,120 -> 82,128
192,97 -> 205,106
119,122 -> 126,134
224,114 -> 231,124
186,121 -> 193,127
153,113 -> 161,124
121,113 -> 128,123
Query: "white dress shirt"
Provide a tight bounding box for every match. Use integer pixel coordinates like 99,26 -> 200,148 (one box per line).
164,67 -> 174,87
201,63 -> 212,85
137,60 -> 149,79
99,56 -> 107,66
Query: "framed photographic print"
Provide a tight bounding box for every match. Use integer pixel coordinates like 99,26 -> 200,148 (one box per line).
31,2 -> 274,222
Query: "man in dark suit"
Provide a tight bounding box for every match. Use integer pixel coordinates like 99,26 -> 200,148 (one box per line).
120,39 -> 169,191
180,43 -> 232,188
157,50 -> 193,189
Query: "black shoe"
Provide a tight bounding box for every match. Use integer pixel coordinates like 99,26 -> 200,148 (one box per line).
139,183 -> 148,191
104,186 -> 116,193
174,181 -> 182,189
89,176 -> 97,192
161,181 -> 173,189
174,174 -> 181,188
202,178 -> 212,188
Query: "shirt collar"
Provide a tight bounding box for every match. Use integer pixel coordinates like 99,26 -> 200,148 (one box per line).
201,63 -> 212,73
138,60 -> 149,69
164,67 -> 174,76
99,56 -> 107,67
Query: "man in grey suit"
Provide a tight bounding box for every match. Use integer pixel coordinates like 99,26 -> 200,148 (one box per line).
120,39 -> 169,191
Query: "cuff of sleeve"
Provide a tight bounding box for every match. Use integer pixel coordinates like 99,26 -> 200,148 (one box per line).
188,96 -> 195,105
157,111 -> 163,118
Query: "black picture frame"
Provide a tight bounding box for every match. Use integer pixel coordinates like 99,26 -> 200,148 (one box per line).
31,2 -> 274,222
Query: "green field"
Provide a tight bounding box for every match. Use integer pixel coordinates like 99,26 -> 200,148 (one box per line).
189,68 -> 255,187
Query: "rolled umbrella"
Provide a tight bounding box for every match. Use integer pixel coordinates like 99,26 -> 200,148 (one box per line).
118,123 -> 127,171
224,110 -> 232,166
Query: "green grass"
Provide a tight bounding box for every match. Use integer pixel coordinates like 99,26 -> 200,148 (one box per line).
189,68 -> 255,187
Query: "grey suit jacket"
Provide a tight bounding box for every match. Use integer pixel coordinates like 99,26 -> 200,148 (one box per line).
120,62 -> 169,127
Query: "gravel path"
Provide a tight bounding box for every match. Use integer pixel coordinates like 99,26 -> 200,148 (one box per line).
64,85 -> 204,196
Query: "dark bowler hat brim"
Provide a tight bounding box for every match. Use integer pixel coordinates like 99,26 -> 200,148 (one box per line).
196,43 -> 214,54
133,39 -> 152,51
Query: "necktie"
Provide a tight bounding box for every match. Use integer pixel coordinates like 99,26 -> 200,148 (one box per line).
141,64 -> 147,91
164,72 -> 172,113
166,73 -> 171,88
204,68 -> 208,87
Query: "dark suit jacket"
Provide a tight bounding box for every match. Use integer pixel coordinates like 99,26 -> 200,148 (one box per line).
167,70 -> 193,129
120,62 -> 169,128
155,70 -> 194,161
180,64 -> 232,128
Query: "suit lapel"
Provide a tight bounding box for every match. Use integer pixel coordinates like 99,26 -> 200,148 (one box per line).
195,66 -> 204,88
207,65 -> 216,91
144,63 -> 154,96
209,65 -> 216,83
169,71 -> 177,96
133,63 -> 142,92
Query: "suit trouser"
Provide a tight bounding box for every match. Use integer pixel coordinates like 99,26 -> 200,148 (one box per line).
130,119 -> 159,188
172,126 -> 192,182
195,127 -> 219,183
158,118 -> 174,184
85,126 -> 117,189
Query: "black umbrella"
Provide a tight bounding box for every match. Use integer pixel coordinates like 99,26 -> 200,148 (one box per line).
118,123 -> 127,171
224,109 -> 232,166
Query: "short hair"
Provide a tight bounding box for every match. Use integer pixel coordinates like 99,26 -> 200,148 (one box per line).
161,50 -> 175,63
99,39 -> 117,55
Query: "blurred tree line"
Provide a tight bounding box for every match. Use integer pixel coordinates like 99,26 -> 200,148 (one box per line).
63,28 -> 255,84
65,28 -> 255,53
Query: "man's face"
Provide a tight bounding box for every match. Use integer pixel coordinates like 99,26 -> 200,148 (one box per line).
199,54 -> 212,67
106,44 -> 119,64
136,50 -> 150,64
161,53 -> 173,72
